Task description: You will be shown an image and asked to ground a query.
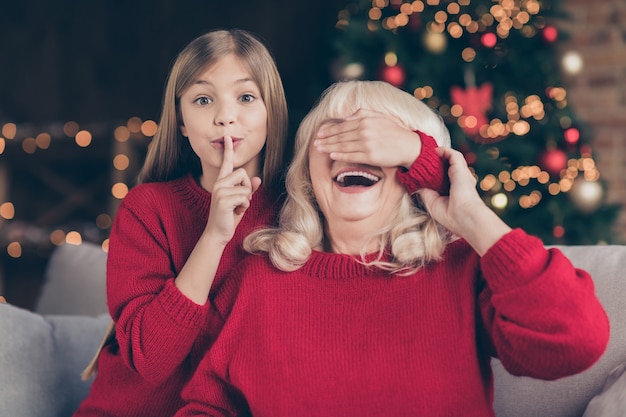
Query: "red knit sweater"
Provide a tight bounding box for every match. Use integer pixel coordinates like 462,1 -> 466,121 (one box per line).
72,175 -> 281,416
177,230 -> 609,417
73,134 -> 445,417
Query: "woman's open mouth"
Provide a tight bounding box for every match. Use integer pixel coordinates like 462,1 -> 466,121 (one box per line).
333,171 -> 381,188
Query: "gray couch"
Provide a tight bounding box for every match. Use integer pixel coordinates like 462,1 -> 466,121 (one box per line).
0,242 -> 625,417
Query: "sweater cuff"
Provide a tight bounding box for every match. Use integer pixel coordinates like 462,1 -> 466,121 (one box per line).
158,278 -> 210,328
396,130 -> 448,195
480,228 -> 550,292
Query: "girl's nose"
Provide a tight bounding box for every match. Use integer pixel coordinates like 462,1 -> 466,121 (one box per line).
215,103 -> 236,126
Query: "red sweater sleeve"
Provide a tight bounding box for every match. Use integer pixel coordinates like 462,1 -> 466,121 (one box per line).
478,229 -> 610,380
177,269 -> 248,417
396,130 -> 449,195
177,354 -> 246,417
107,190 -> 210,383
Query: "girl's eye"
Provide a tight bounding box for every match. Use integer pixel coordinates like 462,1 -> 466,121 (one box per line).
194,96 -> 212,105
240,94 -> 256,103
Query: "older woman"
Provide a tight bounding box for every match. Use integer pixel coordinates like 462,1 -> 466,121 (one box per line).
176,80 -> 609,417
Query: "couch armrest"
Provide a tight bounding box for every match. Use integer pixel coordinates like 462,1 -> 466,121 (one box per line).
493,244 -> 626,416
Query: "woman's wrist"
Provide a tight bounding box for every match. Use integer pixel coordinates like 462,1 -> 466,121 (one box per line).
457,207 -> 512,256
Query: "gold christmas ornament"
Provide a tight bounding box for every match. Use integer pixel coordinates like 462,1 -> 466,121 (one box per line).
423,31 -> 447,54
569,178 -> 603,213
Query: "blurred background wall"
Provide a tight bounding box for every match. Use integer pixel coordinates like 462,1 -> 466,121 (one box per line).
558,0 -> 626,240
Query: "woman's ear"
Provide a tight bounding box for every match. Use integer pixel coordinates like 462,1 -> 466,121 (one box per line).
179,124 -> 187,138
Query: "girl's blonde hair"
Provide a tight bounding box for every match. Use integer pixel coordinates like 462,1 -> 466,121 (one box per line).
244,80 -> 452,274
138,29 -> 288,191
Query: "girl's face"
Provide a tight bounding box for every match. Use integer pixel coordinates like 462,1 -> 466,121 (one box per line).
179,53 -> 268,191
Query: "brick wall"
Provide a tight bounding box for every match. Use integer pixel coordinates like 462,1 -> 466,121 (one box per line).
559,0 -> 626,243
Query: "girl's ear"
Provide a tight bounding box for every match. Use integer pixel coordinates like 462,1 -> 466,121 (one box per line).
179,124 -> 188,138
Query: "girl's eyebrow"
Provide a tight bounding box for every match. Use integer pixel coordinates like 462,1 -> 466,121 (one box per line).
193,77 -> 255,86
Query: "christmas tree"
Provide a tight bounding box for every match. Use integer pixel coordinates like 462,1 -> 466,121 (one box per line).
329,0 -> 620,244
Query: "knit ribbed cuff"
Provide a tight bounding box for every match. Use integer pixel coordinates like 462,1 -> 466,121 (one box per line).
480,228 -> 550,292
158,278 -> 211,329
396,130 -> 448,195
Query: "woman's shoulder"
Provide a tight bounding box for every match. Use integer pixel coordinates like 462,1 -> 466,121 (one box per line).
232,254 -> 275,283
212,254 -> 273,314
434,236 -> 481,270
443,236 -> 475,256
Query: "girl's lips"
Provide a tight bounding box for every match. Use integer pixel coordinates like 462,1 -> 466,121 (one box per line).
211,137 -> 243,150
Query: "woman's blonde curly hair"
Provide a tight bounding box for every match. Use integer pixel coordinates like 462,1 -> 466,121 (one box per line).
244,80 -> 453,274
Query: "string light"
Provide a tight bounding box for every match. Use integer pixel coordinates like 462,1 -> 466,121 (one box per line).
479,152 -> 602,212
562,51 -> 584,75
0,202 -> 15,219
0,117 -> 155,257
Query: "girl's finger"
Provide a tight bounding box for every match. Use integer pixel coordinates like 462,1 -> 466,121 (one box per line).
215,168 -> 253,191
217,135 -> 235,179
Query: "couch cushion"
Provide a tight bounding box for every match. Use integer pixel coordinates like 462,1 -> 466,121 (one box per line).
493,245 -> 626,417
35,242 -> 108,316
0,302 -> 110,417
582,361 -> 626,417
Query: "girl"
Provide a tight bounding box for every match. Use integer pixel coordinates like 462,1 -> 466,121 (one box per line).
175,81 -> 609,417
74,30 -> 442,416
72,28 -> 289,417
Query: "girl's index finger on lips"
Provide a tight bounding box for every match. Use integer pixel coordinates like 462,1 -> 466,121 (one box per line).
218,135 -> 235,179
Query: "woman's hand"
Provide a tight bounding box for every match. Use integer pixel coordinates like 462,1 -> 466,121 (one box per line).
418,147 -> 511,256
314,108 -> 421,169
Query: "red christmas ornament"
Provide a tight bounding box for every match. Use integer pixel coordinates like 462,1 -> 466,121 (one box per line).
553,225 -> 565,239
380,64 -> 406,87
481,33 -> 497,48
580,144 -> 593,155
564,127 -> 580,144
450,83 -> 493,136
463,151 -> 477,165
540,148 -> 568,176
542,26 -> 558,43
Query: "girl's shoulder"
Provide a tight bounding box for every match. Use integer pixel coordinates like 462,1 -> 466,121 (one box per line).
126,175 -> 201,199
124,181 -> 172,201
122,175 -> 208,207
